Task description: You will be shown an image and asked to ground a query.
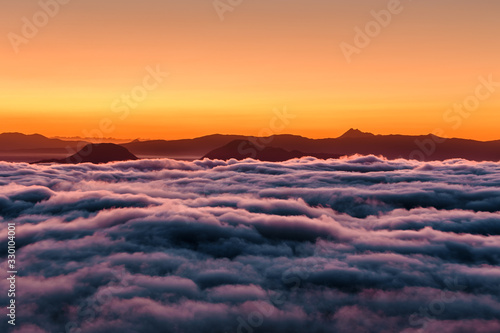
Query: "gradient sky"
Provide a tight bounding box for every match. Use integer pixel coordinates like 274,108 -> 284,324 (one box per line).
1,0 -> 499,140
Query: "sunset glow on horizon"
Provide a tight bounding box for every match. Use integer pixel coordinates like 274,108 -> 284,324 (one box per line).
1,0 -> 499,140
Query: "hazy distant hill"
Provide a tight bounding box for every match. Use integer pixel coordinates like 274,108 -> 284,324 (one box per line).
35,143 -> 138,164
0,133 -> 88,162
203,140 -> 341,162
121,134 -> 248,160
0,132 -> 86,151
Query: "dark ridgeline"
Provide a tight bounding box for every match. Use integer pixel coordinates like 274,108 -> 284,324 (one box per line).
0,132 -> 84,150
121,134 -> 249,160
34,143 -> 138,164
203,140 -> 340,162
123,128 -> 500,161
2,129 -> 500,163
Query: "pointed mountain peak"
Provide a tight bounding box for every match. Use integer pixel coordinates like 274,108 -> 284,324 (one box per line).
339,128 -> 375,139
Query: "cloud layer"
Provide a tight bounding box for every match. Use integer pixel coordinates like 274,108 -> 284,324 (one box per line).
1,155 -> 500,333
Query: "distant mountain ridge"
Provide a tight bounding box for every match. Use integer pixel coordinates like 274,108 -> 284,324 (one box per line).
35,143 -> 138,164
121,134 -> 248,160
0,132 -> 86,151
1,129 -> 500,162
203,140 -> 341,162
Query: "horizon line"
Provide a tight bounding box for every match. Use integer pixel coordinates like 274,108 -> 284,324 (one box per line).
1,129 -> 500,143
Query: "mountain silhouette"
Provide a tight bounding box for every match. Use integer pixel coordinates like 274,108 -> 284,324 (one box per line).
35,143 -> 138,164
338,128 -> 375,139
200,130 -> 500,162
0,132 -> 86,150
0,133 -> 88,162
2,130 -> 500,162
203,140 -> 341,162
122,134 -> 248,160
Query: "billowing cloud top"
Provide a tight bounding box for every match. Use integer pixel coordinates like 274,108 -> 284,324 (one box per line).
1,156 -> 500,333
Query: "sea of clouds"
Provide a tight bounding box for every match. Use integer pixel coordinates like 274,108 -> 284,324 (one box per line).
1,155 -> 500,333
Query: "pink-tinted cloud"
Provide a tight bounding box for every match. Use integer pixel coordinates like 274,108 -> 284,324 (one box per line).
1,156 -> 499,332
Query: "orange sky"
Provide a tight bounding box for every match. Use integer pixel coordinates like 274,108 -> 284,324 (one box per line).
1,0 -> 499,140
